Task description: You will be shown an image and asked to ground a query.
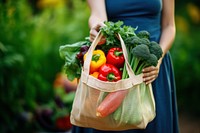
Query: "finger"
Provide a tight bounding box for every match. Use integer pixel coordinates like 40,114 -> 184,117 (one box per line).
143,70 -> 158,78
92,22 -> 105,32
89,37 -> 94,42
89,35 -> 95,42
99,22 -> 106,27
95,22 -> 106,30
89,29 -> 98,42
145,77 -> 156,84
143,75 -> 156,84
90,22 -> 106,42
90,29 -> 98,37
142,66 -> 157,73
90,36 -> 106,43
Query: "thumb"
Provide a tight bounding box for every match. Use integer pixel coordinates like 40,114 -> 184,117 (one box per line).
92,22 -> 106,31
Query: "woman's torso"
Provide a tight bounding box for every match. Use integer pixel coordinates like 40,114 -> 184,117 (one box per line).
105,0 -> 163,42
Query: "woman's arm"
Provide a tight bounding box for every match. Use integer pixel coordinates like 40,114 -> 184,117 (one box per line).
142,0 -> 176,84
87,0 -> 107,28
159,0 -> 176,56
87,0 -> 107,41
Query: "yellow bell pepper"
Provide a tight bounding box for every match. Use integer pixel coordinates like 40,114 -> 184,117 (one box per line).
84,50 -> 106,73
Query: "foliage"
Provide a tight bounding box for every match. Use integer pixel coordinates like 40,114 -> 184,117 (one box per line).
59,40 -> 91,81
171,23 -> 200,116
0,0 -> 89,132
100,21 -> 136,53
172,2 -> 200,116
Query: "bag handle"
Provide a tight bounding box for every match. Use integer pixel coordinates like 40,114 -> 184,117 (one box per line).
117,33 -> 136,79
83,32 -> 103,74
82,31 -> 143,91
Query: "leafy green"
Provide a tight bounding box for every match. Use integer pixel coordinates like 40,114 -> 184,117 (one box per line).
100,21 -> 136,53
59,41 -> 90,81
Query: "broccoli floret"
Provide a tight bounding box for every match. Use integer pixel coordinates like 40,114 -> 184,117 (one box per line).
139,38 -> 150,46
125,35 -> 150,47
131,44 -> 159,74
131,44 -> 151,73
124,36 -> 139,47
137,30 -> 150,39
132,44 -> 150,60
149,41 -> 163,60
146,54 -> 158,67
124,36 -> 136,45
131,36 -> 141,45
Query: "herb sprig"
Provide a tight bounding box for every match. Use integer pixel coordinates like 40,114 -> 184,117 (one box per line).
100,21 -> 136,53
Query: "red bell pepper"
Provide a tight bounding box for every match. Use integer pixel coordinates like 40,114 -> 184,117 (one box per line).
98,64 -> 121,82
106,47 -> 125,68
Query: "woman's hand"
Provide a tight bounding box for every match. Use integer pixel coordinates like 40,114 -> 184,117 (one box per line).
89,22 -> 106,42
142,59 -> 162,84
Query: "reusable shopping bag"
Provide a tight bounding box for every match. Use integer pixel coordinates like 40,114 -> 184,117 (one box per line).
70,32 -> 156,131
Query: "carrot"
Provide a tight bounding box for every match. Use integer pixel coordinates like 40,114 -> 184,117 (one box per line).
96,89 -> 128,118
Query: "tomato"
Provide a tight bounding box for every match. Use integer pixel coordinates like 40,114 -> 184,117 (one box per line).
98,37 -> 106,45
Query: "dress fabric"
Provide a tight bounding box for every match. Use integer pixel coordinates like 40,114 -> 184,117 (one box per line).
72,0 -> 179,132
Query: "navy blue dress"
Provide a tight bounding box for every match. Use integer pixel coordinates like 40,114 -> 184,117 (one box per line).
72,0 -> 179,132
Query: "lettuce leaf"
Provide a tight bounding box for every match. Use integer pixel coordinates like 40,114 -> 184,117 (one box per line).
59,41 -> 87,81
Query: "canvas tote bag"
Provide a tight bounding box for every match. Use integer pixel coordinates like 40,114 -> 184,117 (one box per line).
70,32 -> 156,131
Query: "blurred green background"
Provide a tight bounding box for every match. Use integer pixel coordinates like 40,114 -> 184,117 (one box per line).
0,0 -> 200,132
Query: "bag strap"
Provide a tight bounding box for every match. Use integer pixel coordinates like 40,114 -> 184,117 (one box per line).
83,32 -> 103,74
117,34 -> 144,86
118,34 -> 137,78
82,31 -> 143,92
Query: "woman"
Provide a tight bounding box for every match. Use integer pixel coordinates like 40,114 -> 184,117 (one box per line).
72,0 -> 179,132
